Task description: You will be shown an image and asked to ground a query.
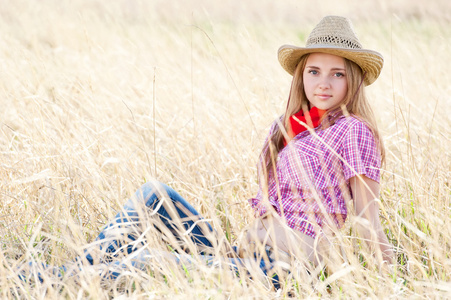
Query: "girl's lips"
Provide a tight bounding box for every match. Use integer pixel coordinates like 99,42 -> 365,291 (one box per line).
316,94 -> 332,100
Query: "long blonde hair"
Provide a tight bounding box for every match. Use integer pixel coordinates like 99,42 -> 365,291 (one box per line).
260,54 -> 385,183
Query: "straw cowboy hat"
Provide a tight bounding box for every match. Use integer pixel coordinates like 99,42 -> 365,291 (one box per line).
278,15 -> 383,85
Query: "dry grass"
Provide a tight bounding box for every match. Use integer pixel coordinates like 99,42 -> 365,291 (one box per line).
1,0 -> 450,298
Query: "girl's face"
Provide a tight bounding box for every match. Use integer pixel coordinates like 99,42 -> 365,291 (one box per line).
303,53 -> 348,110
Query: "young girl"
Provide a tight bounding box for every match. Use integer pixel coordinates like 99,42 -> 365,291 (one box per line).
22,15 -> 393,285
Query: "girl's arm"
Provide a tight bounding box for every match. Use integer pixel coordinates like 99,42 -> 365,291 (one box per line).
349,175 -> 394,266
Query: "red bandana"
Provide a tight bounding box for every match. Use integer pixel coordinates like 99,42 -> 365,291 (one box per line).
285,107 -> 326,145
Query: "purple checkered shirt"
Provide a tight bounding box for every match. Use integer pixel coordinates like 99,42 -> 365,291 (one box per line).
249,114 -> 381,238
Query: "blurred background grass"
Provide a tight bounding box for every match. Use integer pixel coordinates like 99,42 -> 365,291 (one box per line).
0,0 -> 450,298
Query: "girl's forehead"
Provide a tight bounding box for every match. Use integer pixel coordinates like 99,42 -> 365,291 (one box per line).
305,53 -> 346,67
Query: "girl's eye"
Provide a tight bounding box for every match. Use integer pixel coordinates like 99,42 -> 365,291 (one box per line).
334,72 -> 345,78
308,70 -> 318,75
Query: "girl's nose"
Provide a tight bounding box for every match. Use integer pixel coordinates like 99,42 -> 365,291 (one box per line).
318,76 -> 331,89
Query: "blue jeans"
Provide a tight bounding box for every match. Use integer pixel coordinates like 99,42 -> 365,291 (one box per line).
83,181 -> 280,287
20,182 -> 280,288
84,181 -> 215,264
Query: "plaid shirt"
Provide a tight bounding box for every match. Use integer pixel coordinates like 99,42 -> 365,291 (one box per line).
249,114 -> 381,238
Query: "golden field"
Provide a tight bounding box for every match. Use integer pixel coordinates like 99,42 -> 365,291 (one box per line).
0,0 -> 450,298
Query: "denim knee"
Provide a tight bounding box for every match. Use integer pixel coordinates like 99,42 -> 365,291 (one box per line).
124,181 -> 171,211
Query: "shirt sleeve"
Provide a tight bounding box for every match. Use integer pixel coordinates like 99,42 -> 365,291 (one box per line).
341,121 -> 381,183
249,196 -> 268,216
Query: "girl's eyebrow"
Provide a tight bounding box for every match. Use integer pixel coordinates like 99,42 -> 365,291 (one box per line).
305,65 -> 345,71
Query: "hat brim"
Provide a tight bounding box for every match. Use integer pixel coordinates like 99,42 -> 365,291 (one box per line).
278,44 -> 384,86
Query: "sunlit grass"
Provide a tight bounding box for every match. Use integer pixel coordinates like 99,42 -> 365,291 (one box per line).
1,0 -> 450,298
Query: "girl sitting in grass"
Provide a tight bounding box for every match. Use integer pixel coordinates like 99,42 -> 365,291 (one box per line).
22,15 -> 394,288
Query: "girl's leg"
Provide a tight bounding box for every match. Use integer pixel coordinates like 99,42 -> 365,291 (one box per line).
19,182 -> 281,286
84,181 -> 216,265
